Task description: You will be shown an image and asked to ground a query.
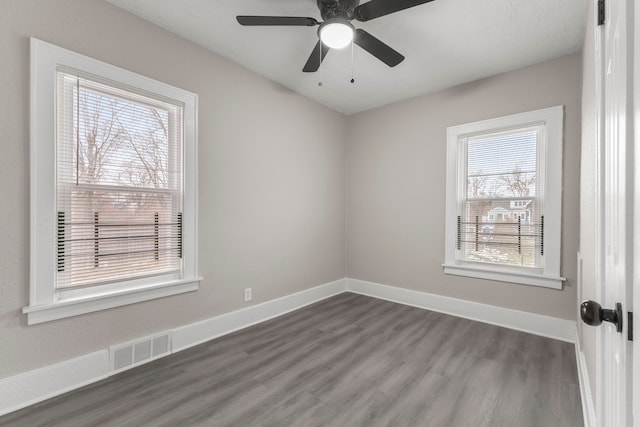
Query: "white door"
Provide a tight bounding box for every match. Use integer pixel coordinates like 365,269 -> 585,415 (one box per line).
593,0 -> 635,425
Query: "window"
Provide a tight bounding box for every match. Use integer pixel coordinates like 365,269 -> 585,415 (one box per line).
25,38 -> 200,324
443,106 -> 565,289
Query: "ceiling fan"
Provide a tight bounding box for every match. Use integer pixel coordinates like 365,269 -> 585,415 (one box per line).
236,0 -> 434,72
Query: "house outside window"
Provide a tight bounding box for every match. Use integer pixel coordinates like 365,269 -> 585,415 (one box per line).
443,106 -> 565,289
26,39 -> 201,324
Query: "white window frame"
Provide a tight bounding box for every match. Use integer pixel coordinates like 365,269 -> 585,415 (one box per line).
25,38 -> 201,324
443,106 -> 565,289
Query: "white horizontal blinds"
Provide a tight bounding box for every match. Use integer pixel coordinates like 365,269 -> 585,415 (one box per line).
458,126 -> 544,268
56,71 -> 184,290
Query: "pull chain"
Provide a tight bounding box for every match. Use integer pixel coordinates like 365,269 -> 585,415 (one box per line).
350,39 -> 355,84
318,43 -> 323,87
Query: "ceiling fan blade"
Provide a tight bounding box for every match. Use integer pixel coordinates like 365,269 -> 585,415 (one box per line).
303,41 -> 330,72
354,29 -> 404,67
354,0 -> 434,22
236,16 -> 319,26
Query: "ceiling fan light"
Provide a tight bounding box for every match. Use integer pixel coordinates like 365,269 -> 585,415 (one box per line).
320,22 -> 354,49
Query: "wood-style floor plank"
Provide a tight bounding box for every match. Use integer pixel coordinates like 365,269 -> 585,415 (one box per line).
0,293 -> 583,426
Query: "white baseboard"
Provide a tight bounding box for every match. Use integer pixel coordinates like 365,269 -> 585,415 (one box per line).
346,278 -> 577,343
171,278 -> 346,352
0,351 -> 109,417
0,278 -> 346,417
575,334 -> 597,427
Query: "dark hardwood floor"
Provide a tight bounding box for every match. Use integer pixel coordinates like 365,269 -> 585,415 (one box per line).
1,292 -> 584,426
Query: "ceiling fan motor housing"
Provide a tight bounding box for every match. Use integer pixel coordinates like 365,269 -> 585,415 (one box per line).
318,0 -> 360,21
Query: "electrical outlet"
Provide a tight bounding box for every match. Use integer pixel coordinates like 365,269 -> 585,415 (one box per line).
244,288 -> 252,302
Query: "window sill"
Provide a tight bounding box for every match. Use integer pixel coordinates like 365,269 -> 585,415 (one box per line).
442,264 -> 564,289
23,277 -> 202,325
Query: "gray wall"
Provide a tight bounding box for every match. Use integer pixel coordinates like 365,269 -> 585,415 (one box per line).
579,0 -> 597,405
346,53 -> 582,320
0,0 -> 583,381
0,0 -> 346,378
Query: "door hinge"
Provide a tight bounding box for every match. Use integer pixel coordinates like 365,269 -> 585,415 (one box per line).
629,312 -> 633,341
597,0 -> 605,25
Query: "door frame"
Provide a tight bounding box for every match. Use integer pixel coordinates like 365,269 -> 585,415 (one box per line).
633,0 -> 639,422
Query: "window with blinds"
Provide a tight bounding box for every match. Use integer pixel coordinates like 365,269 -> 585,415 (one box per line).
55,71 -> 184,292
458,127 -> 545,268
444,106 -> 564,289
28,38 -> 198,323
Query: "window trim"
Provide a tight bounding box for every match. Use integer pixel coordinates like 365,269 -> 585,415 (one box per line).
25,38 -> 201,324
443,106 -> 565,289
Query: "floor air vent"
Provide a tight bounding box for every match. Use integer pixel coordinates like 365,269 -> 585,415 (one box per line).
110,332 -> 172,373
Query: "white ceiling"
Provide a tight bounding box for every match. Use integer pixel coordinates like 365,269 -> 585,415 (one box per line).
107,0 -> 587,115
